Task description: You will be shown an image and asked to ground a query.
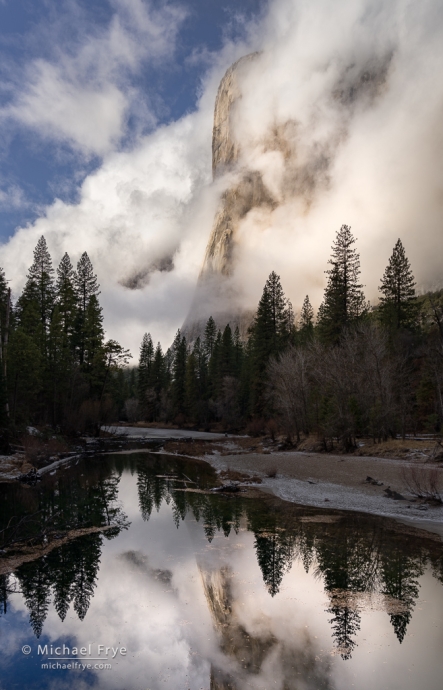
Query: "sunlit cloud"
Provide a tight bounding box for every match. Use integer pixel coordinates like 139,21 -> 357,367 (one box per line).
1,0 -> 443,356
1,0 -> 185,156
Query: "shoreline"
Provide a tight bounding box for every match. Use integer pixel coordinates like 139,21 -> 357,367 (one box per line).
3,433 -> 443,538
198,449 -> 443,538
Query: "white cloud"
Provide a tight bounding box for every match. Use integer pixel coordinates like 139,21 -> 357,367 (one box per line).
1,0 -> 185,155
1,105 -> 218,355
2,0 -> 443,357
8,61 -> 127,155
0,181 -> 27,211
223,0 -> 443,313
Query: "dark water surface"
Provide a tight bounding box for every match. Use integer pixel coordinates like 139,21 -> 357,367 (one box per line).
1,452 -> 443,690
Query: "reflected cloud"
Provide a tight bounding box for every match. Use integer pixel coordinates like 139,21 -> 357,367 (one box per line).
1,453 -> 443,689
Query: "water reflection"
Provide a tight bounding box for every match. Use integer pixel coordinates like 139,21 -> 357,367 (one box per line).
134,456 -> 443,664
1,452 -> 443,690
1,458 -> 129,637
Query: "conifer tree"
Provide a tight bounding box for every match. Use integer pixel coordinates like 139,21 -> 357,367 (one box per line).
251,272 -> 293,354
74,252 -> 100,311
203,316 -> 217,360
82,295 -> 105,386
233,326 -> 244,378
18,236 -> 55,354
185,351 -> 199,421
27,236 -> 55,331
56,253 -> 77,344
45,304 -> 73,426
8,327 -> 42,423
249,271 -> 293,414
220,324 -> 235,379
192,336 -> 208,403
378,239 -> 417,330
317,225 -> 366,344
171,331 -> 187,417
74,252 -> 100,364
151,342 -> 166,418
299,295 -> 315,342
208,330 -> 222,398
138,333 -> 154,419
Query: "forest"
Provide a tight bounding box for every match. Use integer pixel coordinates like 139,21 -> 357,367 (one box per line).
134,225 -> 443,447
1,225 -> 442,448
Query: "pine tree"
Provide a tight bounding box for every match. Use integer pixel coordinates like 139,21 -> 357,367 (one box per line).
18,236 -> 55,355
47,304 -> 72,426
203,316 -> 217,361
74,252 -> 100,364
317,225 -> 366,344
56,253 -> 77,345
299,295 -> 314,342
171,330 -> 187,418
192,336 -> 209,407
27,236 -> 55,333
152,343 -> 165,393
74,252 -> 100,312
378,239 -> 417,330
244,273 -> 289,415
255,271 -> 293,352
233,326 -> 244,378
83,295 -> 105,388
138,333 -> 154,419
220,324 -> 235,379
208,330 -> 222,398
185,352 -> 199,421
249,272 -> 293,411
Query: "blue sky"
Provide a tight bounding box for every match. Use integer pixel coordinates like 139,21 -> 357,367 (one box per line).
0,0 -> 441,357
0,0 -> 267,241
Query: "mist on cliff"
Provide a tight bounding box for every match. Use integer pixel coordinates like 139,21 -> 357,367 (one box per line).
226,0 -> 443,315
1,0 -> 442,355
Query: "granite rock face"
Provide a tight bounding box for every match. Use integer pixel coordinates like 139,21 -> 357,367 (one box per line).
204,53 -> 274,280
184,54 -> 281,337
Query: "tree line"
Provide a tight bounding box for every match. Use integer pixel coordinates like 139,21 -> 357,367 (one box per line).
134,225 -> 443,446
2,226 -> 442,443
0,236 -> 131,439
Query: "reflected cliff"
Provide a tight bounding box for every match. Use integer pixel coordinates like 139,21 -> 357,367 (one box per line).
133,455 -> 443,660
1,452 -> 443,690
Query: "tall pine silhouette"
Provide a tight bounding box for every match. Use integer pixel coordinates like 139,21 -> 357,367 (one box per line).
318,225 -> 366,344
378,239 -> 417,330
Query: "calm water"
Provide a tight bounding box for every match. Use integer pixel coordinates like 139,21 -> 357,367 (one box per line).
1,453 -> 443,690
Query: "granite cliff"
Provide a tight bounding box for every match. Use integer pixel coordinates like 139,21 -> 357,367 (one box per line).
184,54 -> 282,339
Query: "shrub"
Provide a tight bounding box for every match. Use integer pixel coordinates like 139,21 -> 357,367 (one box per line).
401,465 -> 442,502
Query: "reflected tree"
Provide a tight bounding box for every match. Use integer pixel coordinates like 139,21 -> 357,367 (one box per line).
71,533 -> 102,620
0,574 -> 9,615
254,527 -> 294,596
380,545 -> 424,643
16,557 -> 52,638
50,544 -> 76,621
327,602 -> 361,660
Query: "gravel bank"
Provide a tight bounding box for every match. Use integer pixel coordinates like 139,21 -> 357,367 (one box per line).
203,450 -> 443,535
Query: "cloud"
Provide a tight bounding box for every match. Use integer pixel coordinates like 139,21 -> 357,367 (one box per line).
2,0 -> 443,357
223,0 -> 443,312
0,181 -> 28,211
1,0 -> 185,155
0,104 -> 220,355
